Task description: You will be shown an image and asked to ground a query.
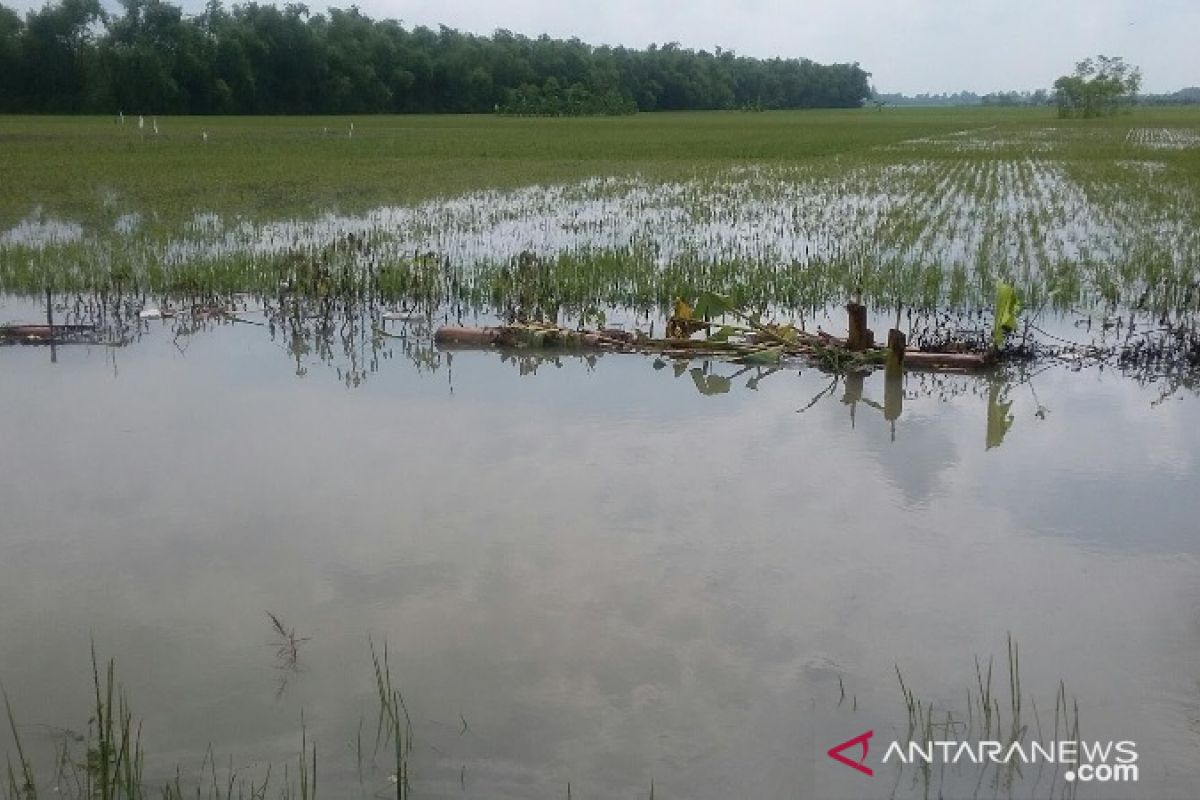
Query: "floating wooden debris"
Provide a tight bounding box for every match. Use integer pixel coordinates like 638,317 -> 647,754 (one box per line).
423,291 -> 998,373
903,351 -> 991,370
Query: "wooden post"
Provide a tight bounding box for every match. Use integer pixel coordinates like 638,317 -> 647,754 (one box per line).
46,287 -> 57,364
884,323 -> 906,440
846,302 -> 869,351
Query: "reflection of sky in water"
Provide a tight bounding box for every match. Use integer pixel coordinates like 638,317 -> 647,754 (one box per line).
152,162 -> 1183,276
2,320 -> 1200,799
0,212 -> 83,246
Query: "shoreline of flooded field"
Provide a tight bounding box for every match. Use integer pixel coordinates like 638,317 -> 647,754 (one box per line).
3,288 -> 1197,404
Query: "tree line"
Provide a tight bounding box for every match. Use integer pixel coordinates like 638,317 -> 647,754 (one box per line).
1142,87 -> 1200,105
0,0 -> 872,115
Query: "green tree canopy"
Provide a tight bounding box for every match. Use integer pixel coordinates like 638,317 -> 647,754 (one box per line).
1054,55 -> 1142,118
0,0 -> 872,114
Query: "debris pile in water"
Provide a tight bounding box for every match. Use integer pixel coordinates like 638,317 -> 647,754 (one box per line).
426,290 -> 996,373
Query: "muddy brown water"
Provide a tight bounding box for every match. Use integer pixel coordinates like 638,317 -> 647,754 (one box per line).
2,295 -> 1200,799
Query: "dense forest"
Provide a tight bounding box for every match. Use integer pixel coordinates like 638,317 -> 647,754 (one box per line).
0,0 -> 872,115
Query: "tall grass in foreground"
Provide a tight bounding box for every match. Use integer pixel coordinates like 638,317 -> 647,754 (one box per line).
3,641 -> 619,800
2,643 -> 338,800
369,639 -> 411,800
4,643 -> 146,800
4,634 -> 1086,799
892,634 -> 1082,800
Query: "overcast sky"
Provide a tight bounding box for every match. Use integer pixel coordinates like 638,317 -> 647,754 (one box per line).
7,0 -> 1197,93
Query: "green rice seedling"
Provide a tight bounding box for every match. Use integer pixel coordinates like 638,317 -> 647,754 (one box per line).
369,639 -> 411,800
3,688 -> 37,800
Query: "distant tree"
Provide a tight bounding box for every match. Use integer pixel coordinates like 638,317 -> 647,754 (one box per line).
0,0 -> 874,114
1053,55 -> 1141,118
0,5 -> 22,111
16,0 -> 104,111
1136,86 -> 1200,106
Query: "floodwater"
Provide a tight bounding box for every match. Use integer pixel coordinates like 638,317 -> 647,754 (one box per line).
2,295 -> 1200,800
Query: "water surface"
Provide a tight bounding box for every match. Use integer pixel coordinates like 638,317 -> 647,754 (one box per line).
2,299 -> 1199,799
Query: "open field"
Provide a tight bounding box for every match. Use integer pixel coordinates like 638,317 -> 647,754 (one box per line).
2,107 -> 1199,317
0,108 -> 1048,224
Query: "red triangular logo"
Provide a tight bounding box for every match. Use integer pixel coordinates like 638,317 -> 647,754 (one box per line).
827,730 -> 874,776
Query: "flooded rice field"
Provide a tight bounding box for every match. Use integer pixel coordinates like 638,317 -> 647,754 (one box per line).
2,290 -> 1200,799
3,114 -> 1200,798
3,124 -> 1199,315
